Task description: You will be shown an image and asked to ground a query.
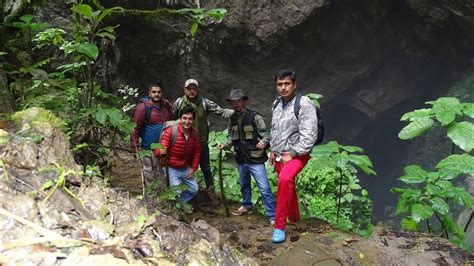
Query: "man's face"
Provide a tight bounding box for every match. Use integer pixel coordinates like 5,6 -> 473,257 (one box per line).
180,112 -> 194,130
148,86 -> 163,102
184,84 -> 199,99
230,99 -> 245,112
276,77 -> 296,99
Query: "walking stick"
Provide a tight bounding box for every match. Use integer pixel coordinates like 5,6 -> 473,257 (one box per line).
164,155 -> 170,188
133,146 -> 147,201
218,149 -> 230,217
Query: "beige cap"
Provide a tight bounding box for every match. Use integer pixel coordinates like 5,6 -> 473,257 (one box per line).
184,79 -> 199,88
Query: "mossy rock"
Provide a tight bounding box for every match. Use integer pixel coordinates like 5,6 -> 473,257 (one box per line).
0,129 -> 10,144
11,107 -> 65,132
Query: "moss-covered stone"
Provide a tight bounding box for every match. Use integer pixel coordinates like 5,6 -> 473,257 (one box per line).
0,129 -> 10,144
11,107 -> 65,132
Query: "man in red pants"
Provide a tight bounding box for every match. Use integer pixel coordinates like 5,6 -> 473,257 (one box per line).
270,69 -> 318,243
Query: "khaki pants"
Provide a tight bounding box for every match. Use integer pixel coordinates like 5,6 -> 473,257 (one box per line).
142,153 -> 167,188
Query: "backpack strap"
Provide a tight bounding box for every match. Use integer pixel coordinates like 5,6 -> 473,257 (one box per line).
293,94 -> 302,120
170,123 -> 179,146
201,98 -> 207,112
272,94 -> 302,120
272,97 -> 281,111
144,105 -> 163,123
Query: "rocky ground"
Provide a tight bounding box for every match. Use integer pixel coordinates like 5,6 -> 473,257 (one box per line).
1,107 -> 473,265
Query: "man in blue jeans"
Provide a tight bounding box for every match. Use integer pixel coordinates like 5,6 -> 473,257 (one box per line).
218,89 -> 276,224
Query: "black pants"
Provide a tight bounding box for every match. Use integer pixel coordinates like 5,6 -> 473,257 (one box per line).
200,141 -> 214,188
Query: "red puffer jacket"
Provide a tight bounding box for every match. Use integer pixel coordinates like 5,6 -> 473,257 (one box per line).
154,123 -> 201,171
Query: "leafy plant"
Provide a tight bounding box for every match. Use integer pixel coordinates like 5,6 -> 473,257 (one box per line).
39,163 -> 84,205
176,8 -> 227,37
393,97 -> 474,247
299,141 -> 376,235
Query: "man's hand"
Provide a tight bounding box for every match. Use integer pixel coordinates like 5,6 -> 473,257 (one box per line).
256,138 -> 266,149
160,148 -> 167,155
269,152 -> 276,166
217,143 -> 225,150
186,168 -> 196,179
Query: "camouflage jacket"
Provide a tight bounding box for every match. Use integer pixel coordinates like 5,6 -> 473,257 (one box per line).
270,95 -> 318,157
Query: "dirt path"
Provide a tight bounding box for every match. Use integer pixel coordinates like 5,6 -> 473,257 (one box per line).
188,202 -> 332,265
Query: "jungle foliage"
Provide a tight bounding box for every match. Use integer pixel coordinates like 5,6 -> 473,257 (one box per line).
392,97 -> 474,249
203,95 -> 376,236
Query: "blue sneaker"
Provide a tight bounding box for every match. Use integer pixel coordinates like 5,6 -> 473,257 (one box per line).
272,229 -> 286,243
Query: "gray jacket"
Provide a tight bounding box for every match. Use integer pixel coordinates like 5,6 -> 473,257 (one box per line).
270,95 -> 318,157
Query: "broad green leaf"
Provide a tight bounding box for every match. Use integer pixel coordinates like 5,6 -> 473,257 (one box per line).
399,165 -> 428,184
447,121 -> 474,152
350,183 -> 362,190
137,150 -> 151,159
94,110 -> 107,124
411,204 -> 433,223
95,32 -> 116,40
429,197 -> 449,215
312,142 -> 339,156
106,108 -> 123,128
451,188 -> 472,207
440,215 -> 464,239
76,43 -> 99,60
436,154 -> 474,178
400,108 -> 432,122
400,217 -> 418,231
398,118 -> 434,140
206,8 -> 227,20
11,21 -> 28,29
426,184 -> 441,196
344,193 -> 354,203
306,93 -> 321,108
341,145 -> 364,153
0,52 -> 7,56
71,4 -> 93,20
334,152 -> 349,169
462,103 -> 474,118
190,22 -> 199,37
348,155 -> 375,175
394,188 -> 422,214
150,143 -> 163,149
426,97 -> 462,126
30,23 -> 41,32
20,14 -> 35,24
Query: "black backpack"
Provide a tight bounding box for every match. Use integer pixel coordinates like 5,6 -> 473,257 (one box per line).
272,94 -> 324,145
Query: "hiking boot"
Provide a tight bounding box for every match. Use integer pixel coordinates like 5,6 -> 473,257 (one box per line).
272,229 -> 286,243
205,186 -> 220,207
232,206 -> 253,216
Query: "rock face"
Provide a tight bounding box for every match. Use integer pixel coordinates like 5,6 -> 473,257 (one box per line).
0,108 -> 254,265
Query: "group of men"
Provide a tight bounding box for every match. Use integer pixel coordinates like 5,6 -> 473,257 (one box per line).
131,69 -> 319,243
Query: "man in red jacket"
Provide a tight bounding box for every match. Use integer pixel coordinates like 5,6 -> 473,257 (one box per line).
154,106 -> 201,211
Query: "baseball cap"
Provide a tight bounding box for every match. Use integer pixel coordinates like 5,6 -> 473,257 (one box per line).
184,79 -> 199,88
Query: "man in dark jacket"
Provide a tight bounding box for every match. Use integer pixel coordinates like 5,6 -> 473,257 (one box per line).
130,82 -> 172,182
172,79 -> 233,206
154,106 -> 201,213
218,89 -> 275,224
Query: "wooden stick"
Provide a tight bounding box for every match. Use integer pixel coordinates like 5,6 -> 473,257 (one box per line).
218,150 -> 230,217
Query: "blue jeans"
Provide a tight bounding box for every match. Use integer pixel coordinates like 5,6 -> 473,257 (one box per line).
238,163 -> 275,221
168,167 -> 199,203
